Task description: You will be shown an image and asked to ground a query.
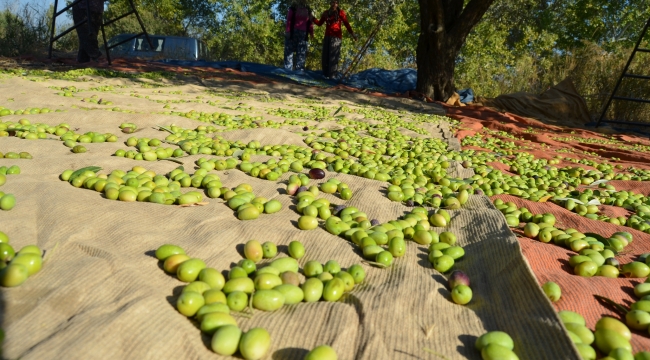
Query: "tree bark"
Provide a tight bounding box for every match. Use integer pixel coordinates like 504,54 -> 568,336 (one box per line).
416,0 -> 495,101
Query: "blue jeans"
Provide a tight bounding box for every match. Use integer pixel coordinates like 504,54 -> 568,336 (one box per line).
284,31 -> 308,71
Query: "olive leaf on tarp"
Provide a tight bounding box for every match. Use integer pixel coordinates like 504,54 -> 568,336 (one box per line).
587,179 -> 609,187
178,202 -> 209,207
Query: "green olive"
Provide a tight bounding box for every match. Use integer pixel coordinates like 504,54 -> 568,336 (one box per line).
347,264 -> 365,284
211,325 -> 242,356
558,311 -> 585,326
433,255 -> 454,273
575,344 -> 596,360
196,302 -> 230,322
177,258 -> 206,282
252,289 -> 285,311
622,262 -> 650,278
254,273 -> 283,290
301,278 -> 324,302
244,240 -> 264,263
176,291 -> 205,317
609,348 -> 634,360
226,291 -> 248,311
203,289 -> 227,305
323,260 -> 341,274
238,259 -> 257,274
239,328 -> 271,360
388,237 -> 406,257
304,261 -> 323,277
199,268 -> 226,290
0,194 -> 15,210
155,244 -> 185,261
564,323 -> 594,345
451,284 -> 472,305
238,205 -> 260,220
11,253 -> 42,276
262,241 -> 277,258
335,271 -> 355,292
322,278 -> 345,302
304,345 -> 338,360
0,231 -> 7,243
270,257 -> 299,273
223,277 -> 255,294
475,331 -> 514,350
264,200 -> 282,214
0,263 -> 28,287
298,215 -> 319,230
439,232 -> 456,245
288,240 -> 305,259
229,267 -> 248,280
597,265 -> 620,278
163,254 -> 190,274
481,344 -> 519,360
625,310 -> 650,331
273,284 -> 304,304
441,246 -> 464,260
17,245 -> 40,256
201,312 -> 237,335
594,329 -> 631,354
542,281 -> 561,302
375,251 -> 394,267
182,281 -> 211,295
574,261 -> 598,277
596,317 -> 632,341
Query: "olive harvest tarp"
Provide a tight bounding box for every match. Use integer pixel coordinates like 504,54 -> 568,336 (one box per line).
478,78 -> 592,128
0,73 -> 581,359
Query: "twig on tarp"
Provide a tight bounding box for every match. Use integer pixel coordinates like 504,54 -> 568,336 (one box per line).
594,294 -> 628,316
423,348 -> 451,360
178,202 -> 209,207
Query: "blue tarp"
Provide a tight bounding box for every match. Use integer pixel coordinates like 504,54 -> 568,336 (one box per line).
160,59 -> 473,103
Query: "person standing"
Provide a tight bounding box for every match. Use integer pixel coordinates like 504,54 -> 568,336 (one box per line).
313,0 -> 357,79
72,0 -> 105,63
284,0 -> 315,71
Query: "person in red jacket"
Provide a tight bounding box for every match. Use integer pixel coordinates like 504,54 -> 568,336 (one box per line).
313,0 -> 357,79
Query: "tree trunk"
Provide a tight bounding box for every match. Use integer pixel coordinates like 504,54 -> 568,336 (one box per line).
416,0 -> 495,101
416,29 -> 456,101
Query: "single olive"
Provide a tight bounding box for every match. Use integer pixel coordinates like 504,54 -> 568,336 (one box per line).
211,325 -> 242,356
239,327 -> 271,360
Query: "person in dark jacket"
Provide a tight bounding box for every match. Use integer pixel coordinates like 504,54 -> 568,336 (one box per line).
72,0 -> 105,63
313,0 -> 357,79
284,0 -> 315,71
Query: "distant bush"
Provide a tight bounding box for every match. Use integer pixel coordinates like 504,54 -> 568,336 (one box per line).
0,5 -> 76,57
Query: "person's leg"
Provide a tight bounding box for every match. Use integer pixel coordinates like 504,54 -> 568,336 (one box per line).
295,31 -> 307,71
72,6 -> 90,63
321,36 -> 331,77
86,11 -> 103,60
283,33 -> 294,70
329,37 -> 342,78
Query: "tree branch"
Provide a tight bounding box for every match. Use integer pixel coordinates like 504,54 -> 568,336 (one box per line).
449,0 -> 495,46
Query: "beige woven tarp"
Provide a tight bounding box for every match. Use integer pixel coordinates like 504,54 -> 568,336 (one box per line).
0,73 -> 579,359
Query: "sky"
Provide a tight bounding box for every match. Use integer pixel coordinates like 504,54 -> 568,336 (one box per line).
2,0 -> 73,23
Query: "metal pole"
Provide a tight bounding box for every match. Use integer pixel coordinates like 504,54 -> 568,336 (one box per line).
48,0 -> 60,59
101,21 -> 111,65
596,17 -> 650,127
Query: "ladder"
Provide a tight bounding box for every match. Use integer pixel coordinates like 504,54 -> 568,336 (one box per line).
596,17 -> 650,127
341,4 -> 394,80
48,0 -> 152,66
